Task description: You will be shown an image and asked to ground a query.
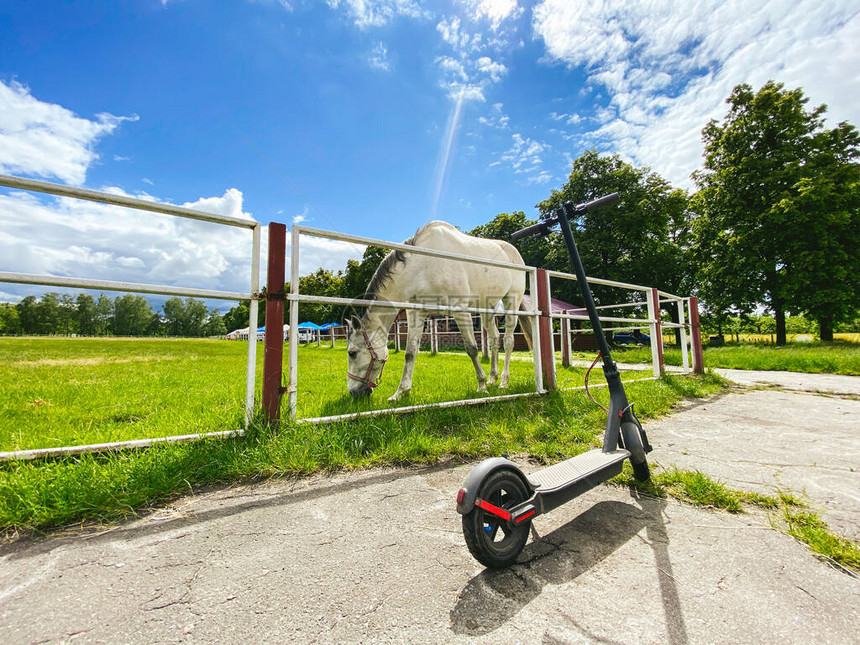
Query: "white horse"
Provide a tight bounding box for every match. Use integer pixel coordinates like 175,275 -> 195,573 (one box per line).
346,221 -> 530,401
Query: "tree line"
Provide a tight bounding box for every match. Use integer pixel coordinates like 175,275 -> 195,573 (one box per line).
4,81 -> 857,344
0,293 -> 230,338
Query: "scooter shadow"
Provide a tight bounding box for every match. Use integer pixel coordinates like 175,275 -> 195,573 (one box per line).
450,496 -> 661,636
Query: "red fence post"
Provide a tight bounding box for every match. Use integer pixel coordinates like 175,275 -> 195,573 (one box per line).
536,268 -> 556,391
262,223 -> 287,422
689,296 -> 705,374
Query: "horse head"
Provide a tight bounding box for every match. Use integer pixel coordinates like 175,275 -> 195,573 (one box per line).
346,315 -> 389,399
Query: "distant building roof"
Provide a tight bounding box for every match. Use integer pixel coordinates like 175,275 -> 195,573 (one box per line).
521,295 -> 586,316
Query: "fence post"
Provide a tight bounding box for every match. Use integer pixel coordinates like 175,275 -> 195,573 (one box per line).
688,296 -> 705,374
262,223 -> 286,422
677,298 -> 690,370
560,315 -> 571,367
647,288 -> 665,377
287,226 -> 300,420
536,268 -> 556,391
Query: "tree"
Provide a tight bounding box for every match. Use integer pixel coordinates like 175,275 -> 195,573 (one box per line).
469,211 -> 553,269
535,150 -> 693,307
340,246 -> 387,300
95,295 -> 114,335
161,297 -> 209,336
112,294 -> 153,336
183,298 -> 209,337
205,309 -> 227,336
295,268 -> 344,324
223,300 -> 263,332
162,297 -> 186,336
75,294 -> 98,336
33,293 -> 62,334
694,81 -> 860,343
0,303 -> 21,335
778,124 -> 860,340
57,294 -> 77,335
16,296 -> 39,334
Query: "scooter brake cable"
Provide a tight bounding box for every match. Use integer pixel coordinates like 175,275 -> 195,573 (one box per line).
585,352 -> 608,414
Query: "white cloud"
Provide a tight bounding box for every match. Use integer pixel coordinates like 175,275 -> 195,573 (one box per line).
326,0 -> 429,29
550,111 -> 583,126
437,17 -> 481,52
472,0 -> 523,31
478,102 -> 510,129
533,0 -> 860,187
476,56 -> 508,83
0,80 -> 138,185
436,56 -> 468,82
0,188 -> 362,301
368,42 -> 391,71
495,132 -> 550,179
526,170 -> 553,185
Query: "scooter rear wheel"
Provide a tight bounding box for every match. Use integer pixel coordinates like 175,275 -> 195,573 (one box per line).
462,469 -> 531,568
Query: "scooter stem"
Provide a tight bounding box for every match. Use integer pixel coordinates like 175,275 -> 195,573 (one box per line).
559,202 -> 629,452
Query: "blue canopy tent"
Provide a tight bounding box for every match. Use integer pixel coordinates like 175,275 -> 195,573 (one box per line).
295,321 -> 322,345
318,322 -> 343,346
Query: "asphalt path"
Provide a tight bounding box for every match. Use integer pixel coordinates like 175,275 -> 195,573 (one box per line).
1,370 -> 858,644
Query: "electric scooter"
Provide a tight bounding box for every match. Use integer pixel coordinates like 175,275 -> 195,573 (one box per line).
456,193 -> 653,568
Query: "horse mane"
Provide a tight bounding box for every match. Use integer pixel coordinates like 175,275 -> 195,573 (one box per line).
364,223 -> 436,299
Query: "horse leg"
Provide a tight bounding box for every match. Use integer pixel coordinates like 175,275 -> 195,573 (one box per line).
454,311 -> 487,393
389,310 -> 425,402
481,313 -> 500,385
500,297 -> 519,389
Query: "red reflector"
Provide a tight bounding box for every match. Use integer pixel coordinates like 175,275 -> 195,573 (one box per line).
456,489 -> 465,505
476,498 -> 512,521
515,509 -> 536,523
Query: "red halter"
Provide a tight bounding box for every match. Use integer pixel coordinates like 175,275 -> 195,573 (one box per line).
347,326 -> 387,389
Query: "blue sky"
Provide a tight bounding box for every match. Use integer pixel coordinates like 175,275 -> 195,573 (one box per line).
1,0 -> 859,304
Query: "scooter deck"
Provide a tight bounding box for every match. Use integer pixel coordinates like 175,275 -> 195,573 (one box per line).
527,449 -> 630,492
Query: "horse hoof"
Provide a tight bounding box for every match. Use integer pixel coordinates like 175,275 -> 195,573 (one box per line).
388,391 -> 408,402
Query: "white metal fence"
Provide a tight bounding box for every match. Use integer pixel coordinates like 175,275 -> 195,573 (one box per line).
0,174 -> 263,459
287,225 -> 695,424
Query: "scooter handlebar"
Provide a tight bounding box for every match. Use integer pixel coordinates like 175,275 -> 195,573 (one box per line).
510,192 -> 620,242
510,220 -> 555,242
579,192 -> 620,212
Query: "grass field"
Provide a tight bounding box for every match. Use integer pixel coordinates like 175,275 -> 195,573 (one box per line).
617,340 -> 860,375
0,336 -> 727,531
0,337 -> 658,452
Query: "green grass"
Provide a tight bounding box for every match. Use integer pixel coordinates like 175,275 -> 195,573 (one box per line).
0,338 -> 660,452
0,338 -> 249,451
616,341 -> 860,375
615,467 -> 859,573
0,335 -> 727,531
782,508 -> 860,571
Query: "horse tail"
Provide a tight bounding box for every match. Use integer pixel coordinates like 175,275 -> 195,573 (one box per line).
517,301 -> 534,352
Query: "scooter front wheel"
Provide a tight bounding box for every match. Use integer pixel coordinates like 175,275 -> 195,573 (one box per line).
621,422 -> 650,482
462,468 -> 531,568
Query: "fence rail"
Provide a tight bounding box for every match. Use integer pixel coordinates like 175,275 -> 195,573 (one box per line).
0,173 -> 262,460
274,225 -> 703,423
